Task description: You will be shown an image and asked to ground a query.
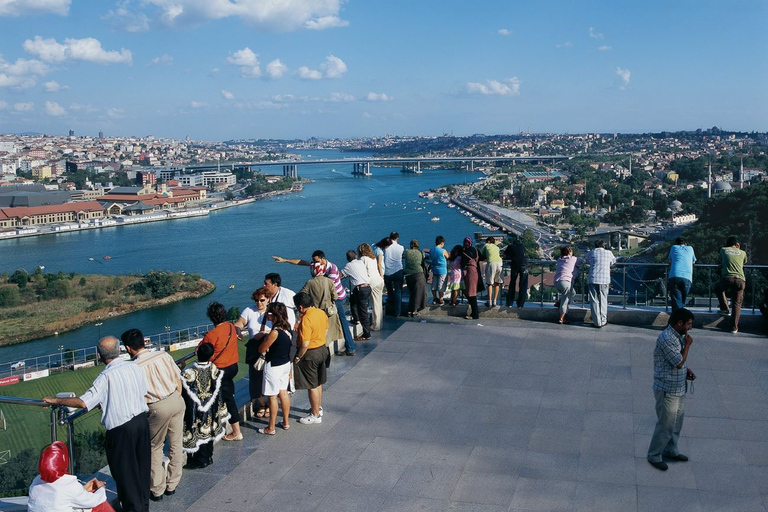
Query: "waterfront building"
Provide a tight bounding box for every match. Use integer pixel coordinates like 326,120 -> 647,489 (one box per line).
0,201 -> 105,228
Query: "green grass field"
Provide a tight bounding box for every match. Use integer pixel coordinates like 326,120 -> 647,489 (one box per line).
0,343 -> 249,459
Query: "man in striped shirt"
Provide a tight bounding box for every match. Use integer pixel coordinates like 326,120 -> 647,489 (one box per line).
273,249 -> 356,355
122,328 -> 184,502
586,240 -> 617,327
44,336 -> 150,512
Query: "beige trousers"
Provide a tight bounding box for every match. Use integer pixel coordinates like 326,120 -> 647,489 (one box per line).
148,390 -> 185,496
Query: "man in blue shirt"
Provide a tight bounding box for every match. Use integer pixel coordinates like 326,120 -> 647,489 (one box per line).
667,237 -> 696,311
647,308 -> 696,471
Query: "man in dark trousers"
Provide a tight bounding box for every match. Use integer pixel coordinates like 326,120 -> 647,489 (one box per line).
504,237 -> 528,308
45,336 -> 151,511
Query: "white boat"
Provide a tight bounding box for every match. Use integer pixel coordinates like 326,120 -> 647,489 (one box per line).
431,217 -> 440,222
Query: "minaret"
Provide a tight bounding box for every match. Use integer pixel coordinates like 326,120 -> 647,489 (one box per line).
707,159 -> 712,198
629,153 -> 632,175
740,157 -> 744,190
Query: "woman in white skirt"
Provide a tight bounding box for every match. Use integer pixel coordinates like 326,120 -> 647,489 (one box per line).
257,302 -> 293,435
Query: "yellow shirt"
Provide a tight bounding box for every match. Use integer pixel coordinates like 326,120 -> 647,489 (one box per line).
297,307 -> 329,349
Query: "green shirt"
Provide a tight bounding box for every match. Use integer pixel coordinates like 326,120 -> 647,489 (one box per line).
720,246 -> 747,281
481,243 -> 502,263
404,248 -> 424,275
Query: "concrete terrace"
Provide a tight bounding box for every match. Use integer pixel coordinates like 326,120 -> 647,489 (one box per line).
149,314 -> 768,512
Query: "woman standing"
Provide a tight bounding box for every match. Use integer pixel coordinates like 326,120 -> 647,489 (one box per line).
461,237 -> 480,320
359,242 -> 384,330
554,246 -> 583,324
201,301 -> 243,441
257,302 -> 293,435
300,261 -> 344,348
234,287 -> 272,418
404,239 -> 428,317
447,244 -> 465,307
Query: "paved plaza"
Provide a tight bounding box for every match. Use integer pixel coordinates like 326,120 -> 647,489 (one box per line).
144,316 -> 768,512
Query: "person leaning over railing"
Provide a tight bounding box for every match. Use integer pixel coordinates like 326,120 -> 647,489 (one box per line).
714,236 -> 747,334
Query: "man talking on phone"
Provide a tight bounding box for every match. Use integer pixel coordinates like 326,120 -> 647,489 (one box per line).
647,307 -> 696,471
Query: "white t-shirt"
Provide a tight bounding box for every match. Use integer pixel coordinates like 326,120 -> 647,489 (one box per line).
240,306 -> 272,338
28,474 -> 107,512
383,241 -> 404,275
361,255 -> 384,287
342,259 -> 371,287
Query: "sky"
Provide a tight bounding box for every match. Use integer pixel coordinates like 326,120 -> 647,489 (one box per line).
0,0 -> 765,141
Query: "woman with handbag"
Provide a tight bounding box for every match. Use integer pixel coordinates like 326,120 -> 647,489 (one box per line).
404,239 -> 429,317
256,302 -> 293,435
300,261 -> 343,348
461,237 -> 481,320
234,287 -> 272,419
201,301 -> 243,441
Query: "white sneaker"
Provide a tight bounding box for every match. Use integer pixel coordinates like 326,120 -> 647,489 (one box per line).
299,413 -> 322,425
319,407 -> 324,417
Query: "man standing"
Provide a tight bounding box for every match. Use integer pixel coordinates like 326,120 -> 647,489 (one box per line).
341,250 -> 372,342
293,292 -> 329,425
667,237 -> 696,311
428,235 -> 449,305
264,273 -> 296,327
647,308 -> 695,471
273,250 -> 355,353
586,239 -> 617,327
44,336 -> 150,512
503,237 -> 528,308
481,237 -> 503,308
714,236 -> 747,334
383,231 -> 405,317
121,328 -> 184,502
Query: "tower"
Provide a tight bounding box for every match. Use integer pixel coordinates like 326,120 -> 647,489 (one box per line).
739,157 -> 744,190
707,159 -> 712,198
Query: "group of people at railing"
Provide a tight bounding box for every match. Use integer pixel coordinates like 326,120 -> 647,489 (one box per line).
24,229 -> 766,511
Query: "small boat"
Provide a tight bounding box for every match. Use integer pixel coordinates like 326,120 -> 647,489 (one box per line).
229,284 -> 235,290
88,257 -> 94,261
431,217 -> 440,222
103,255 -> 111,260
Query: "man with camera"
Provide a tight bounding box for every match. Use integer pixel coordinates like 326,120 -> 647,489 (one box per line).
647,307 -> 696,471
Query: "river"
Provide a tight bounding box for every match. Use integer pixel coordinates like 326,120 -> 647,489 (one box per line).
0,150 -> 488,360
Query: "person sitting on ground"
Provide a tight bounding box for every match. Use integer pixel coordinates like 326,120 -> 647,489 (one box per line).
233,287 -> 273,419
257,302 -> 294,435
28,441 -> 113,512
181,342 -> 229,469
404,239 -> 429,317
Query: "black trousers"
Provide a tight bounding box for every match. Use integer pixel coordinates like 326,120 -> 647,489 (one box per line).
351,285 -> 372,338
506,266 -> 529,307
220,363 -> 240,424
188,439 -> 213,464
106,412 -> 150,512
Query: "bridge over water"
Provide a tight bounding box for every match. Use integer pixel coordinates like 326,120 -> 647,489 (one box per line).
179,155 -> 571,178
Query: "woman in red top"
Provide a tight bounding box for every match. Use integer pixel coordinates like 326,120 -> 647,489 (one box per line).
201,301 -> 242,441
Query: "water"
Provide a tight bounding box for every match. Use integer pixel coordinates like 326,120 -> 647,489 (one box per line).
0,150 -> 486,360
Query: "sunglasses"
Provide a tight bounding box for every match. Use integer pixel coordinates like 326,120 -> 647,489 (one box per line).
256,298 -> 267,303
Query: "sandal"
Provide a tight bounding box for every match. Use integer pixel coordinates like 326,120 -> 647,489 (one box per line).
281,422 -> 290,431
223,432 -> 243,441
257,428 -> 276,436
255,408 -> 267,418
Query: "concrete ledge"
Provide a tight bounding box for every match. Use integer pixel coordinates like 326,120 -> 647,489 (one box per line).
412,302 -> 766,334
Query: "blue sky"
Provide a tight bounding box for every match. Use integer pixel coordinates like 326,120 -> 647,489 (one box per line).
0,0 -> 765,140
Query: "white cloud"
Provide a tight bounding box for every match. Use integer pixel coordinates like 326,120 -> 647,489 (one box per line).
107,107 -> 126,119
589,27 -> 604,39
104,3 -> 150,33
14,102 -> 34,111
148,54 -> 173,66
328,92 -> 354,102
43,80 -> 66,92
0,55 -> 49,89
23,36 -> 132,64
190,100 -> 208,108
266,58 -> 287,79
498,28 -> 511,36
227,47 -> 260,77
597,45 -> 612,51
616,67 -> 630,89
296,66 -> 322,80
0,0 -> 70,16
362,111 -> 372,119
367,92 -> 391,102
0,100 -> 8,109
466,78 -> 521,96
208,67 -> 220,76
45,100 -> 66,116
556,42 -> 573,48
305,15 -> 348,30
298,54 -> 347,80
136,0 -> 348,31
221,89 -> 234,100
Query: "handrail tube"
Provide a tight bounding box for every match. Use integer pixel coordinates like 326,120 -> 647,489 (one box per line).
0,396 -> 49,407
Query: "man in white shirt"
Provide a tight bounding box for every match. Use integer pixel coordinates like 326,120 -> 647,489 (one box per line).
383,231 -> 405,317
264,272 -> 296,327
341,250 -> 372,341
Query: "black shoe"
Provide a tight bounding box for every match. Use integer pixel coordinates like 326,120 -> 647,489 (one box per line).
164,489 -> 176,496
345,351 -> 356,356
664,453 -> 689,462
150,494 -> 163,502
648,460 -> 668,471
184,457 -> 212,470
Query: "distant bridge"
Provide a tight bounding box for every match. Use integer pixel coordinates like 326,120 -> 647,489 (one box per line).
178,155 -> 571,178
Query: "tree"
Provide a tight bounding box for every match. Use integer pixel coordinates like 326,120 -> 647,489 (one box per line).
0,286 -> 21,307
8,270 -> 29,289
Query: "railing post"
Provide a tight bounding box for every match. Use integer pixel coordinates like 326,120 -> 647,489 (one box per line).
622,265 -> 627,309
665,264 -> 669,313
540,265 -> 544,308
49,406 -> 58,444
66,418 -> 76,474
708,267 -> 713,312
751,269 -> 757,313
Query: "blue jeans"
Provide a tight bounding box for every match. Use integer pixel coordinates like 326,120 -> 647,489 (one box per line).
668,277 -> 691,311
384,270 -> 404,317
647,390 -> 685,462
336,298 -> 355,353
